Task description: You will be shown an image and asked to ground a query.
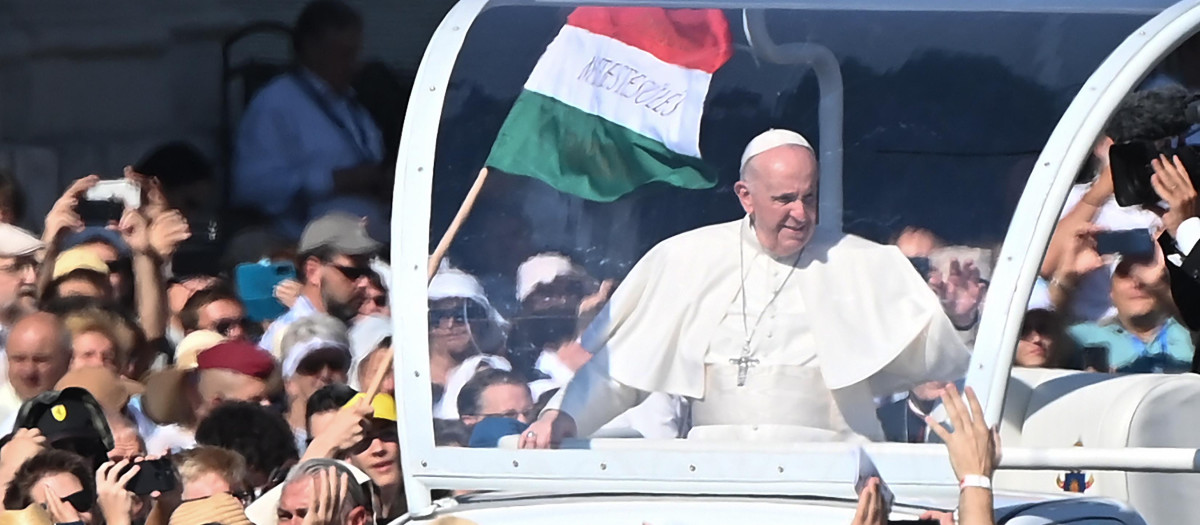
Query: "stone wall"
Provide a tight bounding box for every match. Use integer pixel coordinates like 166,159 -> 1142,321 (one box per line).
0,0 -> 453,233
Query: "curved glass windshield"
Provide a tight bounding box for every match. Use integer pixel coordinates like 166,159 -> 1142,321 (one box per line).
421,3 -> 1156,449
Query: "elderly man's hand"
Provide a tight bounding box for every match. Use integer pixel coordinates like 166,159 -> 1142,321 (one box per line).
518,410 -> 577,449
1149,154 -> 1199,237
929,259 -> 985,328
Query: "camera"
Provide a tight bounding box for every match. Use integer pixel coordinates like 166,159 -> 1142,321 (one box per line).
1106,85 -> 1200,207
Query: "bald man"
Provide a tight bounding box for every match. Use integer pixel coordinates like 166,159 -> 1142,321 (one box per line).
0,313 -> 73,422
142,340 -> 277,454
522,130 -> 975,447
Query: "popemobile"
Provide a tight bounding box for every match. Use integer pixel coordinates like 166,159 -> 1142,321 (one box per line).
386,0 -> 1200,523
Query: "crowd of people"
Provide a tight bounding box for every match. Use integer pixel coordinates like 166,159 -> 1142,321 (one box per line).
6,0 -> 1200,524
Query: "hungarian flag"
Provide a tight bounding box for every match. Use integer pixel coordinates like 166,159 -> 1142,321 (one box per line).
486,7 -> 733,201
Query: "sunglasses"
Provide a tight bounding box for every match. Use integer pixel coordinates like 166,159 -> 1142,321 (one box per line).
60,490 -> 94,513
213,317 -> 247,337
331,264 -> 371,281
346,426 -> 400,455
295,352 -> 350,376
428,303 -> 488,325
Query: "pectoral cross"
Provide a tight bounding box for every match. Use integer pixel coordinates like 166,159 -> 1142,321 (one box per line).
730,355 -> 759,387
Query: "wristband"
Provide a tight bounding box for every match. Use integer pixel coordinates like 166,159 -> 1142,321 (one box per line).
959,474 -> 992,491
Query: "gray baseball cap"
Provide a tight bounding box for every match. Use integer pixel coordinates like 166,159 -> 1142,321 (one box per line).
298,212 -> 381,255
0,223 -> 43,258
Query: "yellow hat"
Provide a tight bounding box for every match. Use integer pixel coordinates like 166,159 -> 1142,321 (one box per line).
344,392 -> 397,422
53,247 -> 109,279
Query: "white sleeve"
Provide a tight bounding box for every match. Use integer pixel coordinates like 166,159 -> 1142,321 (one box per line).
1175,217 -> 1200,257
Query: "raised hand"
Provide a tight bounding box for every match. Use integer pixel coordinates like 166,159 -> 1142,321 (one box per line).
301,468 -> 348,525
1149,154 -> 1198,237
302,397 -> 375,461
148,210 -> 191,260
124,166 -> 170,220
925,385 -> 1000,482
44,175 -> 100,245
115,208 -> 152,256
849,477 -> 887,525
274,279 -> 302,309
95,459 -> 138,525
42,483 -> 82,524
929,258 -> 985,327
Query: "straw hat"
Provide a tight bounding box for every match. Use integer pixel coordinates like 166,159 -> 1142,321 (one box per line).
54,367 -> 137,416
169,493 -> 252,525
174,330 -> 226,370
0,505 -> 53,525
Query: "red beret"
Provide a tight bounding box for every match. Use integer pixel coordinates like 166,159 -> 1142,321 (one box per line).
196,341 -> 277,379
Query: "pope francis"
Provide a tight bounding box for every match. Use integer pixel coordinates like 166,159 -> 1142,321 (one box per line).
519,129 -> 973,446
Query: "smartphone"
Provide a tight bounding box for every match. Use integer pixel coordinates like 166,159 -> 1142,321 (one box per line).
235,260 -> 297,322
85,180 -> 141,209
122,458 -> 178,496
1094,229 -> 1155,257
1082,345 -> 1110,372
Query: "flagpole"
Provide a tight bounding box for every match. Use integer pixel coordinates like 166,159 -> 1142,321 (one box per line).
428,167 -> 489,281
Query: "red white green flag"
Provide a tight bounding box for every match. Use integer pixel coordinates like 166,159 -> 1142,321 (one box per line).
486,7 -> 733,201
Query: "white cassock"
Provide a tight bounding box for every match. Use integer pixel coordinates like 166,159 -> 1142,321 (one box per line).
544,217 -> 971,442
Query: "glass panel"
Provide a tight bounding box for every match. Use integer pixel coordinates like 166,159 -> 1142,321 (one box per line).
1022,35 -> 1200,378
425,4 -> 1154,449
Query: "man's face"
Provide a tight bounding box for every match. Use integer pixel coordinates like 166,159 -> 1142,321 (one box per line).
1110,256 -> 1166,320
277,476 -> 314,525
462,383 -> 534,426
196,370 -> 270,421
0,255 -> 36,314
197,299 -> 248,340
33,472 -> 95,525
428,298 -> 488,360
1015,330 -> 1055,368
71,331 -> 118,373
287,349 -> 350,404
7,325 -> 70,400
734,146 -> 819,258
349,419 -> 401,489
304,26 -> 364,92
314,254 -> 370,323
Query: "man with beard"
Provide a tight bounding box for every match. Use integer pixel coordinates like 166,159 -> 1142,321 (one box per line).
261,212 -> 379,355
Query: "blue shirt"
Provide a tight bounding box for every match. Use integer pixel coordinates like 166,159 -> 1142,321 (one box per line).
232,69 -> 385,239
1068,318 -> 1194,374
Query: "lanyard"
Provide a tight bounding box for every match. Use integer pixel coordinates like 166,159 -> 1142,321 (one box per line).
290,71 -> 375,163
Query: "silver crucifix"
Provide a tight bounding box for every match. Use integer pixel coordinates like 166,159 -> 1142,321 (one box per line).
730,355 -> 759,386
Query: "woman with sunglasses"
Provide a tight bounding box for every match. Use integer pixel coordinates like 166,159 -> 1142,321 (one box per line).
2,450 -> 98,525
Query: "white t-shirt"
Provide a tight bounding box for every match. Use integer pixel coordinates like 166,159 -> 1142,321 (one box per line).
1029,184 -> 1160,320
